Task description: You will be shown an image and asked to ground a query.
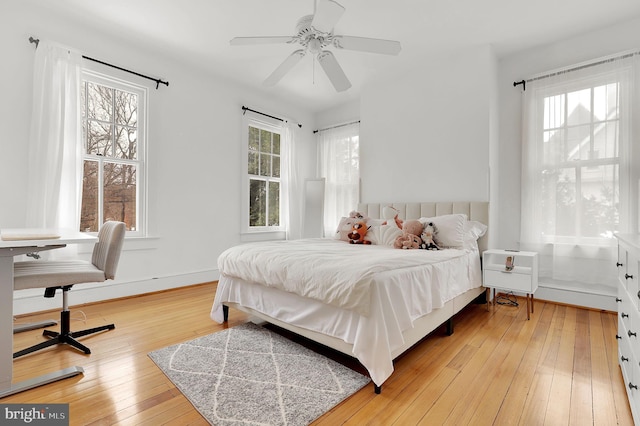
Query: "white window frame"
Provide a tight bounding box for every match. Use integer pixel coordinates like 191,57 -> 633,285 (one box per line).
533,72 -> 628,245
81,69 -> 148,237
241,112 -> 285,234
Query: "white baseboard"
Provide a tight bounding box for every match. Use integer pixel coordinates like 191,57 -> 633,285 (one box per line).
13,270 -> 220,316
534,284 -> 617,312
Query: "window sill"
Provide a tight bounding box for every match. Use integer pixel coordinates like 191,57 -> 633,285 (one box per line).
240,230 -> 286,243
77,235 -> 160,254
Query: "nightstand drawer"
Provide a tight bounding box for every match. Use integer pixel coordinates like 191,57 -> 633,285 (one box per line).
483,269 -> 533,292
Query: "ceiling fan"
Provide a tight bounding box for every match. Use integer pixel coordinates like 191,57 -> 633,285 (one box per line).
230,0 -> 401,92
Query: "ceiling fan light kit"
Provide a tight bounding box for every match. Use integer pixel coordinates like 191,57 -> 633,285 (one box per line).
230,0 -> 401,92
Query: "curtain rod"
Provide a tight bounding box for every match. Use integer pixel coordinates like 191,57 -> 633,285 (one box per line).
241,106 -> 302,128
313,120 -> 360,134
513,50 -> 640,91
29,37 -> 169,89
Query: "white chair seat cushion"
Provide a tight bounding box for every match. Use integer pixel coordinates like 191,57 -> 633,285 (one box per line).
14,260 -> 106,290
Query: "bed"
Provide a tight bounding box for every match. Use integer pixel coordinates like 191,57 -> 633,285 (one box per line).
211,201 -> 489,393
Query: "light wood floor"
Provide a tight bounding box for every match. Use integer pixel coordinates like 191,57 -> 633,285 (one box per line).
5,282 -> 633,425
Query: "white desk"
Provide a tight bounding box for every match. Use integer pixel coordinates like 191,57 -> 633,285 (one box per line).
0,229 -> 97,398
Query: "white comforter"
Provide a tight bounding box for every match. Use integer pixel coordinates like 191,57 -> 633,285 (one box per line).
217,238 -> 468,316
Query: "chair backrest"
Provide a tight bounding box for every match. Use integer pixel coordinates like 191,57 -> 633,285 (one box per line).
91,221 -> 126,279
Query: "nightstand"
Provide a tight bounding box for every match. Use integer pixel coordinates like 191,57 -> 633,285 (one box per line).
482,249 -> 539,320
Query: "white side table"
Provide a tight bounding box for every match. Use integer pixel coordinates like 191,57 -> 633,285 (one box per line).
482,249 -> 539,320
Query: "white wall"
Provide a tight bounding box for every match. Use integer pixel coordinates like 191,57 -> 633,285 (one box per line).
0,2 -> 316,314
497,17 -> 640,310
359,45 -> 494,204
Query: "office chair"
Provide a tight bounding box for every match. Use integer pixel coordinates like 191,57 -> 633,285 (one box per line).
13,221 -> 126,358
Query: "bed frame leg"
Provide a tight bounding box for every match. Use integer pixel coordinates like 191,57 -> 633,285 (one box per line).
374,384 -> 381,394
223,305 -> 229,322
446,318 -> 454,336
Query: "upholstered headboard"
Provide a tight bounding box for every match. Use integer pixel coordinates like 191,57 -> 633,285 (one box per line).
357,201 -> 489,253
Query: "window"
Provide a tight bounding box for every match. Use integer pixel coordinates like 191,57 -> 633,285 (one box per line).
317,122 -> 360,237
538,80 -> 621,241
243,116 -> 283,232
80,71 -> 146,235
520,55 -> 636,289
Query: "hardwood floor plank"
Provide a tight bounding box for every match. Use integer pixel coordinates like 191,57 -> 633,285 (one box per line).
2,282 -> 632,425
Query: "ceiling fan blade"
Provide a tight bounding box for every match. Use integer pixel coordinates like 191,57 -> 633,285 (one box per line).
264,50 -> 306,86
230,36 -> 294,46
311,0 -> 345,33
333,35 -> 401,55
317,51 -> 351,92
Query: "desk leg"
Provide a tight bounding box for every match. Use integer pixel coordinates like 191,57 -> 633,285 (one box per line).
0,367 -> 84,399
0,251 -> 83,399
0,256 -> 13,392
526,294 -> 531,320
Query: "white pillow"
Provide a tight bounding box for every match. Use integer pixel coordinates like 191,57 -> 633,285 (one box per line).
419,214 -> 467,248
366,224 -> 402,246
463,220 -> 487,249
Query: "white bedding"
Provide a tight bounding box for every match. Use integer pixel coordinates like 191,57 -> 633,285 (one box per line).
217,238 -> 471,316
211,239 -> 483,386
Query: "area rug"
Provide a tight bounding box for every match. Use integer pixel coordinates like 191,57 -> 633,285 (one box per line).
148,322 -> 370,425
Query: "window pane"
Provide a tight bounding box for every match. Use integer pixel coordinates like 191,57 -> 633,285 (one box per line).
80,161 -> 99,232
566,124 -> 590,161
87,121 -> 112,156
114,126 -> 137,159
269,181 -> 279,226
543,128 -> 566,165
260,129 -> 271,153
248,151 -> 259,175
567,88 -> 591,126
272,155 -> 280,178
543,94 -> 565,130
249,127 -> 259,152
580,164 -> 618,237
541,168 -> 576,237
593,121 -> 618,159
593,83 -> 618,121
104,163 -> 137,231
260,153 -> 271,177
115,90 -> 137,126
272,133 -> 280,155
249,179 -> 266,226
87,82 -> 112,122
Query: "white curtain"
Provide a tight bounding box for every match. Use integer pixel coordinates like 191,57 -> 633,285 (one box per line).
520,52 -> 639,291
317,122 -> 360,237
25,40 -> 83,231
281,120 -> 301,240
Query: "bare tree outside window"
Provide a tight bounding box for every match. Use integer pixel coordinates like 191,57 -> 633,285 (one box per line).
248,125 -> 281,228
81,79 -> 142,232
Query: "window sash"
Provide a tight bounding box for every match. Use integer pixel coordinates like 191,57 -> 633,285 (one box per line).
81,70 -> 146,236
242,116 -> 284,233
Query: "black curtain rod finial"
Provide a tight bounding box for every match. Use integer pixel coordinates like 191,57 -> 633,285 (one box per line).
513,79 -> 526,91
29,36 -> 39,48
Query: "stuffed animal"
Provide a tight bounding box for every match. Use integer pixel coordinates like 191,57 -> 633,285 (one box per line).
420,222 -> 440,250
348,220 -> 371,244
336,211 -> 367,241
394,233 -> 422,249
382,206 -> 403,229
394,219 -> 424,249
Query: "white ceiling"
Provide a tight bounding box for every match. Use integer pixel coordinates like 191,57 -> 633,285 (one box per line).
31,0 -> 640,113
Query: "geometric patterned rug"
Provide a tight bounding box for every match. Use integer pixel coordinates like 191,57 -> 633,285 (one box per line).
148,322 -> 371,425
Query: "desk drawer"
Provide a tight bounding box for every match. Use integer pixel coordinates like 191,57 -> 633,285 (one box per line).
484,269 -> 533,293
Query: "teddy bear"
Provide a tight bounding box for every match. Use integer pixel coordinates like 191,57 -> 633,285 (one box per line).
420,222 -> 440,250
348,220 -> 371,244
393,219 -> 424,249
